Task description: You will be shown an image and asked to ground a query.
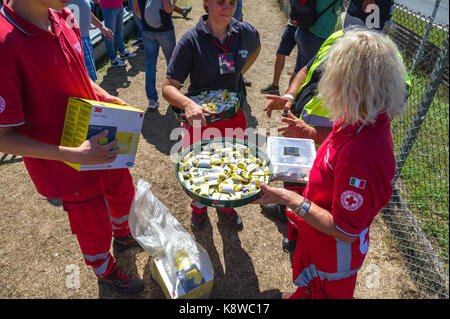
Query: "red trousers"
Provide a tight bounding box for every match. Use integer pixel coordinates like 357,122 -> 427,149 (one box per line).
285,186 -> 305,242
286,272 -> 357,299
61,169 -> 135,278
285,219 -> 359,299
284,186 -> 359,299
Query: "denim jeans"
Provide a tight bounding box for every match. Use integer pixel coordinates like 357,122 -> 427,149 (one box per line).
101,6 -> 126,60
294,28 -> 326,72
128,0 -> 143,40
142,29 -> 176,101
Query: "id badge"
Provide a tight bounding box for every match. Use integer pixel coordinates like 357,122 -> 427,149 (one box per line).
218,53 -> 236,75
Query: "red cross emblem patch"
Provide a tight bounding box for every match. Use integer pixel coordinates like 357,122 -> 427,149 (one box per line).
340,190 -> 364,211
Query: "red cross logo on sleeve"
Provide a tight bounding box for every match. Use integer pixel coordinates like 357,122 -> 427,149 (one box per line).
340,190 -> 364,211
345,196 -> 357,206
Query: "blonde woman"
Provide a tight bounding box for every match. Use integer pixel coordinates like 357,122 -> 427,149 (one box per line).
254,30 -> 407,299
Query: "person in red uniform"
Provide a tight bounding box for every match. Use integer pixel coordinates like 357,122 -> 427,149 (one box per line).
0,0 -> 143,294
254,29 -> 408,298
261,0 -> 398,258
162,0 -> 260,230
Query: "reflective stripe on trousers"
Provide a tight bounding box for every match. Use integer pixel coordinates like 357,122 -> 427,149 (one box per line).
83,252 -> 112,277
294,239 -> 361,287
111,214 -> 129,232
102,195 -> 130,234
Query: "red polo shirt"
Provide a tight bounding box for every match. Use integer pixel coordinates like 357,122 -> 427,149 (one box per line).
0,1 -> 105,197
304,112 -> 395,237
286,113 -> 395,294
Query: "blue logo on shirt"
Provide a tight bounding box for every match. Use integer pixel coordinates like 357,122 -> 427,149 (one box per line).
238,50 -> 248,59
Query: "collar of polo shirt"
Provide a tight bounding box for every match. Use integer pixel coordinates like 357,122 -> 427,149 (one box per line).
196,14 -> 241,37
335,112 -> 389,137
1,0 -> 62,37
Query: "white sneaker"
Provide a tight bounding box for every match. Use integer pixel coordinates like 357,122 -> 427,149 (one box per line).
147,99 -> 160,111
111,58 -> 127,67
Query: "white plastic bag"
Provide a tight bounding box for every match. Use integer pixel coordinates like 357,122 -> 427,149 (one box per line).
129,179 -> 214,298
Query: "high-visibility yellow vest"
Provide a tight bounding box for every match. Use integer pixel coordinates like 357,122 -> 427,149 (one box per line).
294,30 -> 344,129
294,30 -> 412,132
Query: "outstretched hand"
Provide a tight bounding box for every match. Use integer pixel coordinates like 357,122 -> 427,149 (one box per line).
277,110 -> 313,139
263,95 -> 293,118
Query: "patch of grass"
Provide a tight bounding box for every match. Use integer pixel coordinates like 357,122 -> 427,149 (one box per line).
94,28 -> 140,78
175,0 -> 192,8
392,8 -> 447,48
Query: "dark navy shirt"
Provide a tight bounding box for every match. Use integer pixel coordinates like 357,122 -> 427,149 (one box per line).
137,0 -> 174,32
166,15 -> 260,98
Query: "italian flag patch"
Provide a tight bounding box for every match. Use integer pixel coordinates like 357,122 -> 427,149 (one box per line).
349,177 -> 366,189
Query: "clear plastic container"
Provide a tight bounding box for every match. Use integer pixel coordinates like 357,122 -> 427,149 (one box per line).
266,137 -> 316,183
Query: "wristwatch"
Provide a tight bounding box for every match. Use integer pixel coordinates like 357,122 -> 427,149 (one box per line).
293,198 -> 311,218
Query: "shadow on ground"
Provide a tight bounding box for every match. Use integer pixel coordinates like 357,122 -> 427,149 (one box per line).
141,107 -> 181,156
97,52 -> 146,97
98,246 -> 166,299
190,211 -> 279,299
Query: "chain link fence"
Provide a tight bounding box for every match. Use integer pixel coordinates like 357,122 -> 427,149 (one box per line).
279,0 -> 449,299
341,0 -> 449,299
382,1 -> 449,299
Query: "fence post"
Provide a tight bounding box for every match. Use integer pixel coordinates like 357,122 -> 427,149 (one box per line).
412,0 -> 442,71
394,34 -> 449,183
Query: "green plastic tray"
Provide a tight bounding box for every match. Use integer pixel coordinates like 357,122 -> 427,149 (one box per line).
170,88 -> 241,125
174,137 -> 273,208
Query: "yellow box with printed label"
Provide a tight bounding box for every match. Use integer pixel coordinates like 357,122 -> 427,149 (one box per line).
150,255 -> 214,299
60,97 -> 144,171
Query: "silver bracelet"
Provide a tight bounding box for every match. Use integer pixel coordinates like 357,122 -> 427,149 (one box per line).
293,198 -> 311,218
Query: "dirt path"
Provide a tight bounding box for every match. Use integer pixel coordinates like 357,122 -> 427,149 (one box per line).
0,0 -> 418,299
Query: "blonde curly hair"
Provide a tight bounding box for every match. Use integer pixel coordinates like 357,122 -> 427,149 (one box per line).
318,29 -> 407,125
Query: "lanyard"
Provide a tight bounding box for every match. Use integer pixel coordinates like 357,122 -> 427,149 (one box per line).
208,35 -> 231,55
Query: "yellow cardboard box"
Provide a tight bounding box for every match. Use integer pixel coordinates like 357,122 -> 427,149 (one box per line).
150,255 -> 214,299
60,97 -> 144,171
